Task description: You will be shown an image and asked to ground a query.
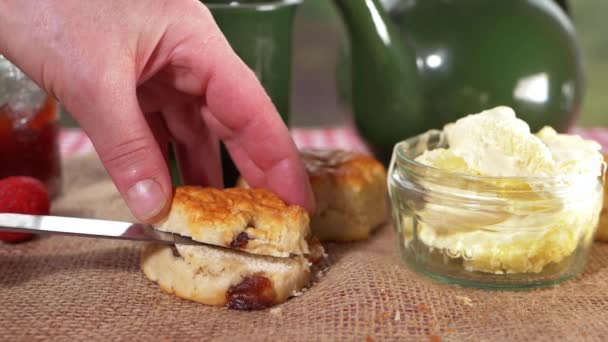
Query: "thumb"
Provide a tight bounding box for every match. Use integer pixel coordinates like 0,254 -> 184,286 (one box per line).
65,72 -> 172,222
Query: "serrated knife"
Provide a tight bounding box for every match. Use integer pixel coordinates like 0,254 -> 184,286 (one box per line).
0,213 -> 201,245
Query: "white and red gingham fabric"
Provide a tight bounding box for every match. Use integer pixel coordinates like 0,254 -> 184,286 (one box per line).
58,126 -> 374,159
59,126 -> 608,160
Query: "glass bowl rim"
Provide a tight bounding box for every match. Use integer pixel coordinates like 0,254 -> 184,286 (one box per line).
391,129 -> 605,184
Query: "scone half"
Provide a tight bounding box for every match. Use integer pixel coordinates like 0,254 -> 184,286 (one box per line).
154,187 -> 310,257
141,243 -> 311,310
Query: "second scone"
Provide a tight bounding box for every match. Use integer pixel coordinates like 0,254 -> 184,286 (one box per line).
239,149 -> 388,241
595,153 -> 608,241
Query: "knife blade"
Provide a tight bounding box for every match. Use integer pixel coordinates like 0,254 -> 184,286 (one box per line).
0,213 -> 202,245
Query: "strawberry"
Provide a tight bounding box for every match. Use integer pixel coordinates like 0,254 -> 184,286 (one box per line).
0,176 -> 50,243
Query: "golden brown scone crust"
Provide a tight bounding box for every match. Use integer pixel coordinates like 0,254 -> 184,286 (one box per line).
141,243 -> 311,310
596,154 -> 608,241
238,149 -> 388,241
154,187 -> 310,257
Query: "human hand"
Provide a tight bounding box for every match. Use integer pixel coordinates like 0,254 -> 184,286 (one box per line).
0,0 -> 315,221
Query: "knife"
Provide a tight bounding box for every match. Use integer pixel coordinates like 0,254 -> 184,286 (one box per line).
0,213 -> 201,245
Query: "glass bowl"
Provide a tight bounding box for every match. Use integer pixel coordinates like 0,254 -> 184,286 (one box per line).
388,130 -> 605,289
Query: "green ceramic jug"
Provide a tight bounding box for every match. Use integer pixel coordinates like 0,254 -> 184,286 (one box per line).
335,0 -> 583,162
205,0 -> 302,186
203,0 -> 301,124
169,0 -> 301,187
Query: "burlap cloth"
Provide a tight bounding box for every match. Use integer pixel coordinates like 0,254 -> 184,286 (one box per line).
3,155 -> 608,341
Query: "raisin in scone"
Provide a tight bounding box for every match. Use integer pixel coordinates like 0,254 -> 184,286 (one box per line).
238,149 -> 388,241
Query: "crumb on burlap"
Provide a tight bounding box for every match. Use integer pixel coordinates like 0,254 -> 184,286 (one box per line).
455,295 -> 473,307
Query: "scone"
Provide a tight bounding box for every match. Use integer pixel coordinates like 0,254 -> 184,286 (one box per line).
141,187 -> 323,310
154,187 -> 310,257
303,149 -> 388,241
596,154 -> 608,241
238,149 -> 388,241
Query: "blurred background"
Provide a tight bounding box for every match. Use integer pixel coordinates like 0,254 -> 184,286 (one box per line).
289,0 -> 608,128
59,0 -> 607,129
570,0 -> 608,126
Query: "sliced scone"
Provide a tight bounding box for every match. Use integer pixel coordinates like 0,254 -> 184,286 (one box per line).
141,187 -> 323,310
154,187 -> 310,257
141,244 -> 311,310
239,149 -> 388,241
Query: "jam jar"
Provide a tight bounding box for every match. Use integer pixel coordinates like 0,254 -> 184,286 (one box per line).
388,130 -> 605,289
0,55 -> 61,198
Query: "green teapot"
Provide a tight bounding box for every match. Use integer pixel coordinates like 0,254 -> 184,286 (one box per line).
335,0 -> 583,162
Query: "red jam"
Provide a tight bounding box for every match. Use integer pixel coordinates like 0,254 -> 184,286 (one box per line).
0,97 -> 61,197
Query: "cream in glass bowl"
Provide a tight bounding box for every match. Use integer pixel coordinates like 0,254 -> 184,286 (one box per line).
388,107 -> 605,289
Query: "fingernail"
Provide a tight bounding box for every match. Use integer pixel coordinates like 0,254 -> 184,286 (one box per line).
127,179 -> 166,221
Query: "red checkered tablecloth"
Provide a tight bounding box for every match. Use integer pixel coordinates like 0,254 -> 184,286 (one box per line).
58,126 -> 375,159
59,126 -> 608,160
